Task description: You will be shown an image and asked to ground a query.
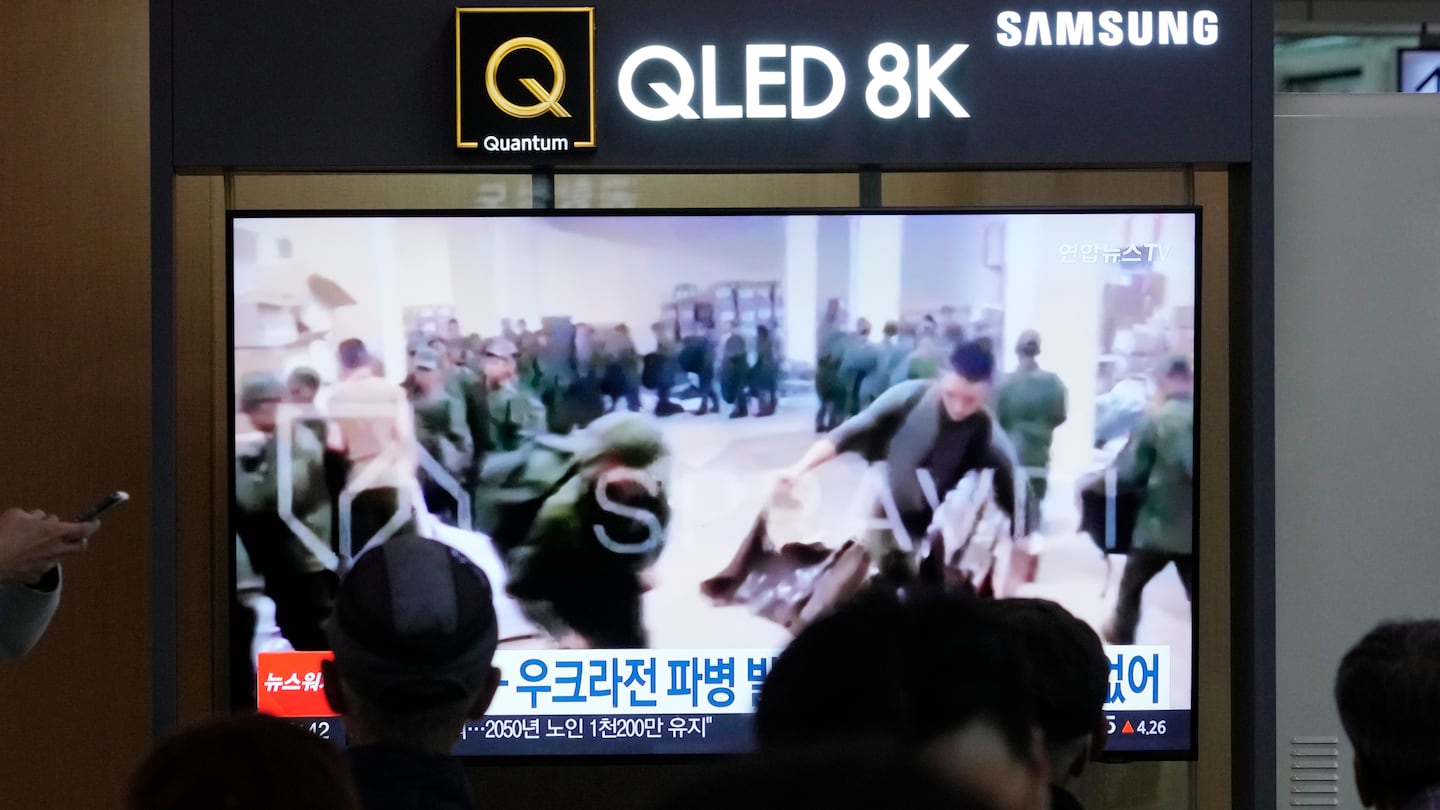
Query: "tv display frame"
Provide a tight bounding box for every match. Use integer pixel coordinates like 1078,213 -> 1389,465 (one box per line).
1397,48 -> 1440,93
226,206 -> 1202,762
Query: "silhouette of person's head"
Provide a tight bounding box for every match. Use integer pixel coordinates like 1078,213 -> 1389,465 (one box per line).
323,532 -> 501,755
128,713 -> 359,810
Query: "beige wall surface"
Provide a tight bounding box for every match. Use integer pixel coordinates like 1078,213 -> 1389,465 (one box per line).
0,0 -> 153,808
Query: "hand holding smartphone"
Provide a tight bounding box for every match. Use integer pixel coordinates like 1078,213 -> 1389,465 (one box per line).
77,491 -> 129,523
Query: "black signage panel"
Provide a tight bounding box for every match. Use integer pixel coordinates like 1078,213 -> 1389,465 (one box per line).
171,0 -> 1253,169
456,7 -> 596,152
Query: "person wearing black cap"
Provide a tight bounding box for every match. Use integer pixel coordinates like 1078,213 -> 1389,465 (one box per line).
996,330 -> 1068,503
777,341 -> 1026,583
323,532 -> 501,810
1102,356 -> 1194,644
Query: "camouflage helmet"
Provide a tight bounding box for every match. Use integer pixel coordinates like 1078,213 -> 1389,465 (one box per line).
571,412 -> 667,469
239,372 -> 286,412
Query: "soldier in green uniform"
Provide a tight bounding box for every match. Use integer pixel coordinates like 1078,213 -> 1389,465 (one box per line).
602,324 -> 643,412
408,348 -> 474,526
814,308 -> 850,433
861,321 -> 902,408
750,323 -> 780,417
234,372 -> 337,651
647,321 -> 686,417
995,330 -> 1068,503
567,323 -> 608,430
680,323 -> 722,416
896,332 -> 949,384
473,412 -> 671,648
720,321 -> 751,418
475,338 -> 547,455
512,320 -> 541,391
885,323 -> 918,388
839,318 -> 880,417
535,326 -> 578,434
1103,357 -> 1195,645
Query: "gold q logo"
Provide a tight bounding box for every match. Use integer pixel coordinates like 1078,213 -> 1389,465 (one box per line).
485,36 -> 573,118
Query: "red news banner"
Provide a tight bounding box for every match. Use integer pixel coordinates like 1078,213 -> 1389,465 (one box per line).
257,651 -> 336,718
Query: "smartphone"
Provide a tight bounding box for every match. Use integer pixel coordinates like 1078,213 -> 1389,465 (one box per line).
76,491 -> 129,522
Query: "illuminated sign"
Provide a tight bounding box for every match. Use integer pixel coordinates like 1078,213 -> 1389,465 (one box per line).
616,43 -> 968,122
456,7 -> 597,152
995,9 -> 1220,47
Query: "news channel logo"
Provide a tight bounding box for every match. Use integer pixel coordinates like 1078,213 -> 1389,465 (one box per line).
456,7 -> 597,152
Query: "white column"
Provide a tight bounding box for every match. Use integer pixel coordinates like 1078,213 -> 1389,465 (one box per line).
847,215 -> 903,329
783,215 -> 820,364
368,218 -> 407,382
1002,214 -> 1124,479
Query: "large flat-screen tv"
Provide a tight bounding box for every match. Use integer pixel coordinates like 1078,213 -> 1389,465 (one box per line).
229,208 -> 1199,759
1398,48 -> 1440,93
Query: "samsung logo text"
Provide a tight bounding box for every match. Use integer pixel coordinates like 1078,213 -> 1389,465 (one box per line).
996,10 -> 1219,48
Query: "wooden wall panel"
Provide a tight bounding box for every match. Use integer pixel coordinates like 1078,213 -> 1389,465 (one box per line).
553,173 -> 860,208
1192,167 -> 1232,810
230,173 -> 533,211
883,170 -> 1192,208
0,0 -> 152,808
174,175 -> 229,724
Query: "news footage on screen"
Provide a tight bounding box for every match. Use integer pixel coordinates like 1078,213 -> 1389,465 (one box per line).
231,210 -> 1197,756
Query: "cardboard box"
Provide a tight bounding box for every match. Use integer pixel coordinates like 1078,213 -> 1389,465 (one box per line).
1170,305 -> 1196,330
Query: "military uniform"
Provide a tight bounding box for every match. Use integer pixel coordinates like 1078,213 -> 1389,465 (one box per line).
535,336 -> 578,434
1106,393 -> 1194,644
646,330 -> 685,416
720,332 -> 750,416
473,413 -> 670,647
814,327 -> 850,432
749,329 -> 780,416
996,362 -> 1068,501
235,381 -> 337,652
680,333 -> 722,415
882,334 -> 914,388
477,384 -> 546,454
839,334 -> 881,417
896,341 -> 945,384
602,331 -> 642,412
860,336 -> 899,408
515,331 -> 542,392
411,386 -> 474,526
555,333 -> 603,432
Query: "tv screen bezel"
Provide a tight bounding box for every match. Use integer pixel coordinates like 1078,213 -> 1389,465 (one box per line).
225,204 -> 1204,763
1397,47 -> 1440,93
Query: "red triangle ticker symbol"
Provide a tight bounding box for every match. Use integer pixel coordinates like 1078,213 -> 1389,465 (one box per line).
1121,720 -> 1135,734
